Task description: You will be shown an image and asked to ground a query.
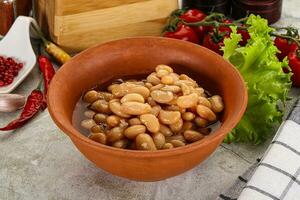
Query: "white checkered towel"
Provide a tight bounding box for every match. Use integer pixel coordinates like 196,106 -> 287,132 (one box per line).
218,99 -> 300,200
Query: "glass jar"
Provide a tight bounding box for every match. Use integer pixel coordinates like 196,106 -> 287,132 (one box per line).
232,0 -> 283,24
0,0 -> 15,35
182,0 -> 231,15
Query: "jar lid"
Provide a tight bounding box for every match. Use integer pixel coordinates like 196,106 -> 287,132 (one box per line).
232,0 -> 282,11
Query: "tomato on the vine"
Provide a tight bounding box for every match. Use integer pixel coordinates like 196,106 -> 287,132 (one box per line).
163,24 -> 199,44
275,37 -> 298,61
179,9 -> 206,23
202,32 -> 229,55
237,26 -> 250,46
179,9 -> 207,44
287,50 -> 300,87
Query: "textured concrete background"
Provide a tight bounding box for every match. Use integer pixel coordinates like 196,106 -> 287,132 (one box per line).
1,1 -> 300,199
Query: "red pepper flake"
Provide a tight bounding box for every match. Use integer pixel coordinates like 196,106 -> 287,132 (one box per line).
0,56 -> 24,87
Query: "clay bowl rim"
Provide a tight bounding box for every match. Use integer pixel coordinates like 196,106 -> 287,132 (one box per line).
48,37 -> 248,158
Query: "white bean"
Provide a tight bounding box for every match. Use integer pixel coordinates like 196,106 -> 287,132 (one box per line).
140,114 -> 160,133
151,90 -> 174,104
177,93 -> 198,108
158,110 -> 181,125
121,102 -> 151,115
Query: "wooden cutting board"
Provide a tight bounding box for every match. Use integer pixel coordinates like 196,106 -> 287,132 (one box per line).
35,0 -> 179,53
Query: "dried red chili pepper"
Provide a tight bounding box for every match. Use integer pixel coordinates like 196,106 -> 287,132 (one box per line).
0,84 -> 45,131
38,55 -> 55,98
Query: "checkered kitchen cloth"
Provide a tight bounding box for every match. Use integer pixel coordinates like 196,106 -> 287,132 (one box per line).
218,98 -> 300,200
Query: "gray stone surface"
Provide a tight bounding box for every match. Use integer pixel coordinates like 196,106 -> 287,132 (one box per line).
1,1 -> 300,200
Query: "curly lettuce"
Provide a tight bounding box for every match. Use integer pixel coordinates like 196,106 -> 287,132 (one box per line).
223,15 -> 292,144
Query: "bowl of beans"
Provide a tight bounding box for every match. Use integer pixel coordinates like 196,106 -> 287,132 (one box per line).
48,37 -> 247,181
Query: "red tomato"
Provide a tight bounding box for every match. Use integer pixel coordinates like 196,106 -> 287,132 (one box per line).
288,51 -> 300,87
219,19 -> 232,34
163,24 -> 199,44
179,9 -> 206,23
202,33 -> 229,55
192,26 -> 207,44
179,9 -> 207,43
275,37 -> 298,61
207,19 -> 232,34
237,29 -> 250,46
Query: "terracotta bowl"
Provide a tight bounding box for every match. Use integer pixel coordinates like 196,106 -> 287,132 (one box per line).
48,37 -> 247,181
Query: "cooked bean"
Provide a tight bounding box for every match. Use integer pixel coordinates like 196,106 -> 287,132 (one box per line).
89,132 -> 107,144
181,83 -> 191,95
94,113 -> 107,123
198,96 -> 212,108
184,130 -> 204,142
166,97 -> 178,105
182,122 -> 193,132
81,119 -> 97,130
152,132 -> 166,149
170,118 -> 183,133
151,105 -> 162,116
107,84 -> 119,93
196,105 -> 217,121
163,143 -> 174,149
80,64 -> 224,151
169,73 -> 179,82
107,127 -> 124,143
140,114 -> 160,133
128,118 -> 142,125
170,140 -> 186,147
156,64 -> 173,73
90,99 -> 111,114
151,90 -> 174,104
119,119 -> 129,128
121,102 -> 151,115
145,82 -> 153,89
179,74 -> 197,86
194,117 -> 208,127
161,75 -> 174,85
210,95 -> 224,113
98,92 -> 114,101
198,127 -> 212,135
90,125 -> 105,133
106,115 -> 121,127
158,110 -> 181,125
127,86 -> 150,99
150,83 -> 164,91
83,90 -> 99,103
161,85 -> 181,93
112,139 -> 129,149
175,80 -> 196,87
111,84 -> 127,97
147,97 -> 157,106
157,69 -> 169,78
159,124 -> 173,137
182,112 -> 195,121
124,125 -> 146,139
136,133 -> 157,151
84,110 -> 95,118
166,134 -> 185,143
147,73 -> 161,85
121,93 -> 145,103
177,93 -> 198,108
193,87 -> 205,96
165,105 -> 186,114
109,100 -> 130,118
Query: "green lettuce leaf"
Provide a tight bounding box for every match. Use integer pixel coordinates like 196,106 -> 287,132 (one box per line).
223,15 -> 292,144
